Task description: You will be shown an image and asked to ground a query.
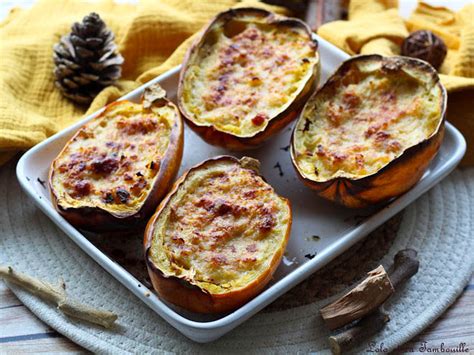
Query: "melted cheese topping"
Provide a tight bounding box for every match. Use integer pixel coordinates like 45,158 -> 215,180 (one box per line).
149,160 -> 290,294
181,18 -> 317,137
51,101 -> 176,215
293,65 -> 442,181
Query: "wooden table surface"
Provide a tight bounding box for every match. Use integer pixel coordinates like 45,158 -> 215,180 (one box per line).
1,276 -> 473,353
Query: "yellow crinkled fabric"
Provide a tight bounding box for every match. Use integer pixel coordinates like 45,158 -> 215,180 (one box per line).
0,0 -> 287,165
318,0 -> 474,166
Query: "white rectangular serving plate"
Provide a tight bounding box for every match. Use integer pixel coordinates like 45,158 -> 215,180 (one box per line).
16,35 -> 466,343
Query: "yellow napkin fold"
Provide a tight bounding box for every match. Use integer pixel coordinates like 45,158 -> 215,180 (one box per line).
0,0 -> 286,164
318,0 -> 474,166
318,8 -> 408,55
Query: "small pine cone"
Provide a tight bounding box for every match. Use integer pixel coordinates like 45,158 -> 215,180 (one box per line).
53,12 -> 124,104
401,30 -> 447,70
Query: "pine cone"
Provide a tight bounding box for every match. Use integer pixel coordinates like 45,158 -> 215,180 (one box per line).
53,13 -> 124,104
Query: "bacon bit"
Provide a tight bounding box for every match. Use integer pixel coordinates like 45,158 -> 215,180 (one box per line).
314,167 -> 319,176
122,161 -> 132,173
103,192 -> 114,204
247,30 -> 259,41
211,255 -> 227,265
232,204 -> 247,217
276,54 -> 290,65
130,178 -> 147,196
250,76 -> 261,86
251,113 -> 267,126
328,104 -> 343,126
252,113 -> 268,126
196,198 -> 215,212
259,207 -> 275,233
229,245 -> 237,253
215,199 -> 232,216
136,171 -> 143,177
355,154 -> 365,168
124,173 -> 133,181
191,231 -> 204,244
262,48 -> 273,58
316,144 -> 325,157
332,152 -> 347,163
365,125 -> 379,138
179,249 -> 191,257
169,207 -> 178,222
171,235 -> 185,245
68,160 -> 86,174
216,85 -> 227,94
210,229 -> 231,243
77,129 -> 94,139
117,118 -> 157,135
58,164 -> 68,173
243,190 -> 256,199
149,161 -> 159,170
375,131 -> 390,142
116,188 -> 130,203
221,57 -> 234,67
105,141 -> 121,148
386,140 -> 402,153
382,90 -> 397,103
242,257 -> 257,263
242,96 -> 257,106
302,58 -> 310,63
73,180 -> 91,197
90,157 -> 119,175
228,43 -> 239,52
342,92 -> 360,109
218,73 -> 230,83
246,244 -> 257,253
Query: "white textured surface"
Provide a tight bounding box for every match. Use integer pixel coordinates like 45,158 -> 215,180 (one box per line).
1,161 -> 472,353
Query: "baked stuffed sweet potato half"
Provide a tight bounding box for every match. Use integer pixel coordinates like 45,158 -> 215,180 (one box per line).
144,156 -> 291,313
49,85 -> 183,232
291,55 -> 446,208
177,8 -> 319,150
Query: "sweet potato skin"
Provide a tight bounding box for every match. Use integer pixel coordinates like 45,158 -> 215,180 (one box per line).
144,156 -> 292,313
291,55 -> 447,208
177,8 -> 320,150
49,97 -> 184,232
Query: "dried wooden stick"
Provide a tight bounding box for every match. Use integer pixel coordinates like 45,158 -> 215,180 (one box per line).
320,265 -> 394,330
58,299 -> 118,329
0,265 -> 118,328
329,308 -> 389,355
387,249 -> 419,288
0,266 -> 65,304
325,249 -> 419,354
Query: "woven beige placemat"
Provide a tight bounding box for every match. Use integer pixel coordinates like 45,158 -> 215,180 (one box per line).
1,159 -> 473,353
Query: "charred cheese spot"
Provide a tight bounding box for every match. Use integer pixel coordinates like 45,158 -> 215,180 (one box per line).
51,101 -> 175,214
149,159 -> 290,294
294,61 -> 442,181
181,17 -> 317,137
